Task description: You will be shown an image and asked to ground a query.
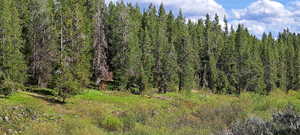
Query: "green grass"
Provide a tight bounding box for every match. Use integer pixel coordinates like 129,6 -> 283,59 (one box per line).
1,89 -> 300,135
0,92 -> 35,104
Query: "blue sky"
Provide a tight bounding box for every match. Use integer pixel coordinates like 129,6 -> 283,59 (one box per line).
107,0 -> 300,37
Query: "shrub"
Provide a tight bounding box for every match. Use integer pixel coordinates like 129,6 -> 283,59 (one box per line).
272,107 -> 300,135
62,118 -> 105,135
121,112 -> 137,132
0,80 -> 23,97
127,76 -> 145,95
230,117 -> 274,135
55,80 -> 81,103
225,107 -> 300,135
100,115 -> 123,131
193,103 -> 245,128
130,87 -> 141,95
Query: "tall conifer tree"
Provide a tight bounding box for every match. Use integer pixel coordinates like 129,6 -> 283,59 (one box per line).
0,0 -> 27,94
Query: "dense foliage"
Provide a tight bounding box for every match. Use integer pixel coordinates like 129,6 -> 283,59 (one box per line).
0,0 -> 300,97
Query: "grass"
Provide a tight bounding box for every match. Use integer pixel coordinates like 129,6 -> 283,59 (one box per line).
0,89 -> 300,135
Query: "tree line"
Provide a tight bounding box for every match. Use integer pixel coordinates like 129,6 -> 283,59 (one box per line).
0,0 -> 299,99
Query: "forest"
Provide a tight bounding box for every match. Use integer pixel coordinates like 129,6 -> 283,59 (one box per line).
1,0 -> 299,98
1,0 -> 300,135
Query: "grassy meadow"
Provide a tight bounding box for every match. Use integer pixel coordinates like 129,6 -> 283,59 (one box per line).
0,89 -> 300,135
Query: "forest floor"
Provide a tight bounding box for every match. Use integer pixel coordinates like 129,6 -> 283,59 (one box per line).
0,89 -> 300,135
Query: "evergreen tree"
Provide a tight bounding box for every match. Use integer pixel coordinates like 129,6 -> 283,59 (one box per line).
283,31 -> 295,91
0,0 -> 299,96
198,15 -> 211,89
244,37 -> 266,94
141,4 -> 157,89
106,1 -> 130,90
174,11 -> 193,91
225,26 -> 239,94
126,4 -> 145,93
212,15 -> 230,94
234,24 -> 246,94
199,14 -> 218,92
277,34 -> 288,91
0,0 -> 27,95
193,19 -> 205,89
291,33 -> 300,90
155,4 -> 177,93
261,32 -> 277,93
53,0 -> 92,101
21,0 -> 56,88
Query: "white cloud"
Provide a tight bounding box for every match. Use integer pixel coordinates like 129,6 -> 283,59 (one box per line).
232,0 -> 292,20
231,20 -> 266,36
107,0 -> 227,19
230,0 -> 300,37
106,0 -> 300,37
287,1 -> 300,9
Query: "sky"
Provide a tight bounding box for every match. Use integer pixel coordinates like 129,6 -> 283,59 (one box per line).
106,0 -> 300,37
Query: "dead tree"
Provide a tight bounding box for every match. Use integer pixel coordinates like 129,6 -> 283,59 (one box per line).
92,3 -> 112,90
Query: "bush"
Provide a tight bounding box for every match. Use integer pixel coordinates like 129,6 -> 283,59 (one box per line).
121,112 -> 137,131
127,76 -> 145,95
273,107 -> 300,135
62,118 -> 105,135
230,117 -> 274,135
55,80 -> 81,103
100,115 -> 123,131
0,80 -> 23,97
130,87 -> 141,95
225,107 -> 300,135
193,103 -> 245,128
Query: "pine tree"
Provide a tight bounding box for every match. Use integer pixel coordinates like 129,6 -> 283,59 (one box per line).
53,0 -> 92,101
0,0 -> 27,96
291,33 -> 300,90
21,0 -> 56,88
106,1 -> 130,90
140,4 -> 158,89
193,19 -> 205,89
294,34 -> 300,90
174,11 -> 193,91
243,37 -> 266,94
211,15 -> 229,94
155,4 -> 177,93
225,26 -> 239,94
126,4 -> 145,93
215,17 -> 231,93
199,14 -> 218,92
234,24 -> 246,94
278,30 -> 295,92
261,32 -> 277,93
140,7 -> 154,89
198,15 -> 211,89
234,26 -> 266,94
187,20 -> 200,89
277,34 -> 288,91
